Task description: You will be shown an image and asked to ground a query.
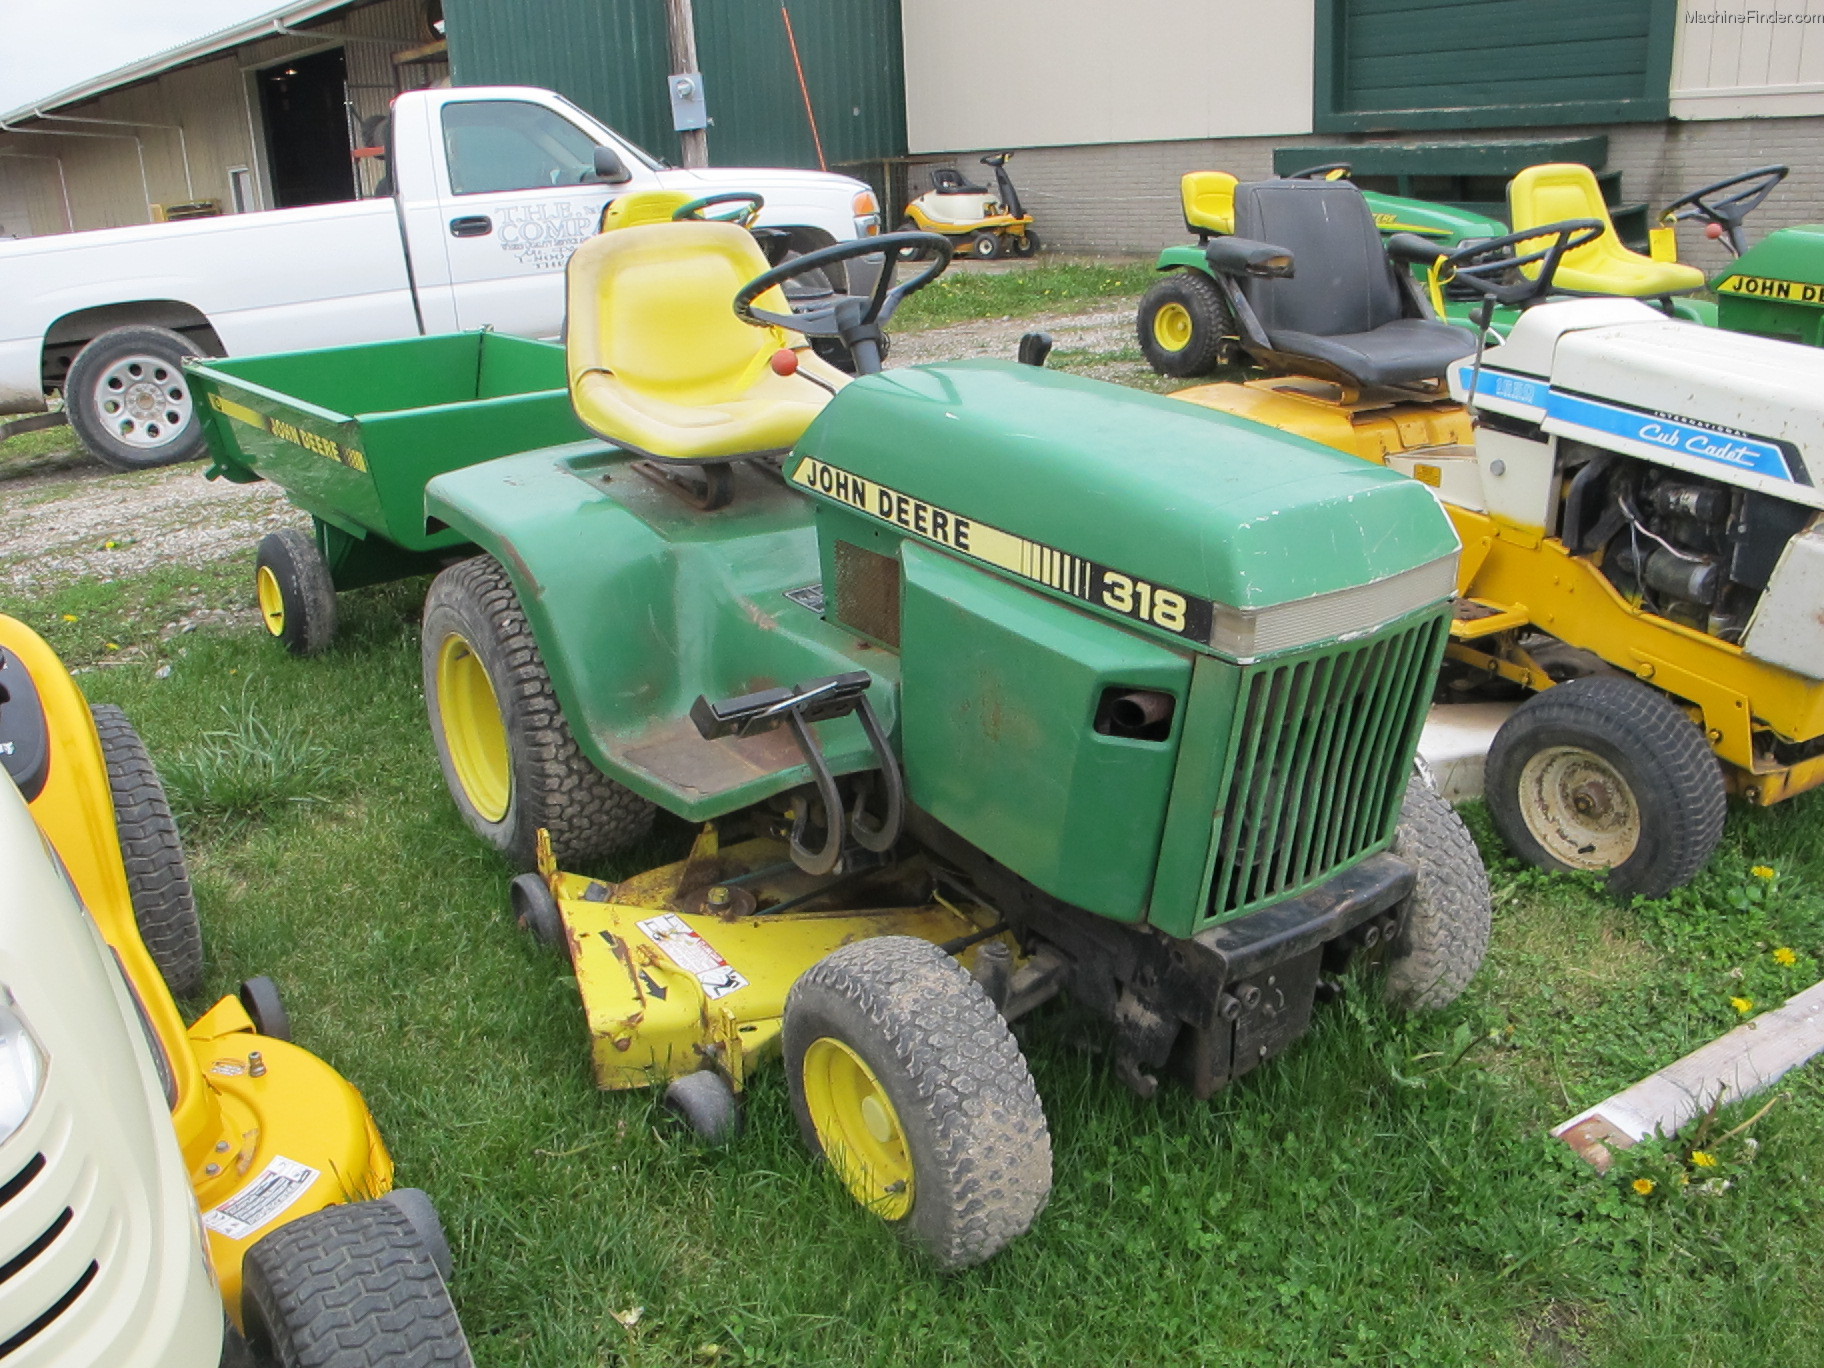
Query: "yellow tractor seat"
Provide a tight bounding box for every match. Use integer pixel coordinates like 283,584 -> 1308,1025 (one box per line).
566,218 -> 848,463
1182,171 -> 1237,237
1508,164 -> 1706,297
598,188 -> 696,232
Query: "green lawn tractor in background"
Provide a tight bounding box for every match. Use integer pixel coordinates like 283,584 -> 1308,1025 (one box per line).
185,192 -> 1495,1269
1138,162 -> 1801,377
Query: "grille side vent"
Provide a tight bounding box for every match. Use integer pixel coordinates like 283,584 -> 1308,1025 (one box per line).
832,540 -> 902,648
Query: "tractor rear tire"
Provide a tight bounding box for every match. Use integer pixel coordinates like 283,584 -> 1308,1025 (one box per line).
241,1198 -> 472,1368
64,325 -> 207,471
92,704 -> 204,997
1382,774 -> 1491,1011
783,936 -> 1050,1270
1485,676 -> 1726,898
256,528 -> 338,657
422,555 -> 654,871
967,230 -> 1001,260
1137,271 -> 1233,378
895,220 -> 930,261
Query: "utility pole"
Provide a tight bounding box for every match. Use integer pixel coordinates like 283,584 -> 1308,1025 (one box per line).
664,0 -> 709,168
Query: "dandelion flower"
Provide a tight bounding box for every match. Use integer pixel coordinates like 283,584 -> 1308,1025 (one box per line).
1691,1150 -> 1718,1168
60,613 -> 78,622
1774,947 -> 1798,966
1751,865 -> 1777,880
1730,996 -> 1754,1015
1632,1178 -> 1655,1195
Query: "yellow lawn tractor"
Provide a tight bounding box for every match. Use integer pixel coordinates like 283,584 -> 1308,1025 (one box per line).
898,152 -> 1037,259
1164,175 -> 1824,897
0,614 -> 471,1366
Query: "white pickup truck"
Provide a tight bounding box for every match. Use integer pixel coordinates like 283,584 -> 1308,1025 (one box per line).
0,85 -> 884,470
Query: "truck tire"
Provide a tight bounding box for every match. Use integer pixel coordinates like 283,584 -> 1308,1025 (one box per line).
241,1198 -> 472,1368
421,555 -> 654,871
64,325 -> 207,471
1137,272 -> 1232,378
1485,676 -> 1726,898
91,704 -> 204,997
256,529 -> 338,657
1382,774 -> 1491,1012
784,936 -> 1051,1270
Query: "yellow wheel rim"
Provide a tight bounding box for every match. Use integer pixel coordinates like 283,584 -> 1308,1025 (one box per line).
801,1037 -> 913,1219
1153,301 -> 1194,352
1517,745 -> 1640,870
436,633 -> 512,824
255,564 -> 285,637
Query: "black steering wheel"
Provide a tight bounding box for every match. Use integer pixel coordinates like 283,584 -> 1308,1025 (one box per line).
674,192 -> 765,227
1283,162 -> 1353,181
1660,165 -> 1788,257
733,231 -> 952,375
1438,218 -> 1606,309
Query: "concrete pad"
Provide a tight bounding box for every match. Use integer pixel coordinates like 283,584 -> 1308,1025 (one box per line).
1417,702 -> 1518,802
1553,979 -> 1824,1170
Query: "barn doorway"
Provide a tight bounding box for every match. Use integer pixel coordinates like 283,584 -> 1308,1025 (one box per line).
259,47 -> 354,208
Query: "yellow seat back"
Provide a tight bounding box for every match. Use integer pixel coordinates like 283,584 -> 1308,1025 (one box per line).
1182,171 -> 1237,236
598,188 -> 696,232
1508,163 -> 1705,295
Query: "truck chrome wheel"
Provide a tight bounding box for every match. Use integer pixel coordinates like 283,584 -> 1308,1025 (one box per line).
1516,745 -> 1641,870
93,352 -> 192,451
801,1036 -> 915,1218
435,633 -> 512,824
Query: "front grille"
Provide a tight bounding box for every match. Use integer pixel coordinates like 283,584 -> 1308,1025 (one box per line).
832,540 -> 901,647
1207,610 -> 1447,920
0,1113 -> 104,1361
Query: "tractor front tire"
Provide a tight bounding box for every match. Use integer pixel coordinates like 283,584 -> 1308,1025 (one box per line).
1382,774 -> 1491,1011
422,555 -> 654,871
1136,271 -> 1232,378
64,325 -> 207,471
784,936 -> 1051,1270
92,705 -> 204,996
256,528 -> 338,656
241,1198 -> 472,1368
1485,676 -> 1726,898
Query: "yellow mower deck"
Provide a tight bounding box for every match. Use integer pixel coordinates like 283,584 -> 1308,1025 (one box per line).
541,828 -> 998,1091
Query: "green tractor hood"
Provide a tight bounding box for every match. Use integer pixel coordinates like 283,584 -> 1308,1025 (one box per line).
788,361 -> 1458,660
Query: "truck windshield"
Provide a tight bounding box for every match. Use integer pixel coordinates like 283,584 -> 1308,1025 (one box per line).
442,100 -> 620,194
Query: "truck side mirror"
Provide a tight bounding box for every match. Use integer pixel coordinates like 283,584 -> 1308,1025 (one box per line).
592,147 -> 632,184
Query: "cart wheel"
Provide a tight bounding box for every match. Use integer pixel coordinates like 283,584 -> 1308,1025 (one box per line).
968,230 -> 1001,260
1014,230 -> 1040,258
240,975 -> 291,1042
255,528 -> 338,656
1486,676 -> 1726,898
242,1198 -> 472,1368
64,325 -> 206,471
784,936 -> 1050,1270
1137,271 -> 1234,378
894,220 -> 929,260
664,1070 -> 741,1144
91,705 -> 203,996
507,872 -> 564,949
1381,773 -> 1492,1011
422,555 -> 655,871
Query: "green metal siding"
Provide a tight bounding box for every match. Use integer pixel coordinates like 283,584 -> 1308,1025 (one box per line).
443,0 -> 904,170
1315,0 -> 1676,133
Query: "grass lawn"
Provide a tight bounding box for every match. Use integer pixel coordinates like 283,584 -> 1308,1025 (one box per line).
5,262 -> 1823,1365
890,259 -> 1156,331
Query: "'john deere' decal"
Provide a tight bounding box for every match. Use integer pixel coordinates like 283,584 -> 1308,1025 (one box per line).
792,456 -> 1215,641
207,392 -> 367,472
1715,273 -> 1824,304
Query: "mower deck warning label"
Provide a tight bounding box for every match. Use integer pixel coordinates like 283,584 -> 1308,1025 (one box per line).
637,914 -> 749,999
203,1155 -> 321,1241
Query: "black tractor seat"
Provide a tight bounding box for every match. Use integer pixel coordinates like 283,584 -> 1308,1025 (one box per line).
1207,179 -> 1476,389
931,167 -> 988,196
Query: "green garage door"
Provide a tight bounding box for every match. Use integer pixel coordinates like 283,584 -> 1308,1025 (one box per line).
1315,0 -> 1676,132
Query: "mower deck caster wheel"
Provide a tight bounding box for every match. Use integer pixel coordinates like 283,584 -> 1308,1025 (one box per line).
664,1070 -> 741,1144
240,975 -> 292,1042
508,872 -> 564,949
1485,676 -> 1726,898
784,936 -> 1051,1270
255,527 -> 338,656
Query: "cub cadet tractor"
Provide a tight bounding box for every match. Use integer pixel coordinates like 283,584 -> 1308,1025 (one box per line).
397,191 -> 1490,1268
1165,176 -> 1824,897
898,152 -> 1036,259
0,614 -> 471,1366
